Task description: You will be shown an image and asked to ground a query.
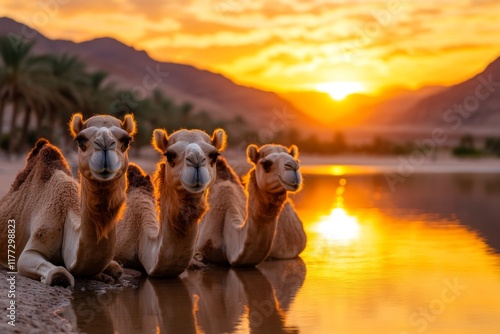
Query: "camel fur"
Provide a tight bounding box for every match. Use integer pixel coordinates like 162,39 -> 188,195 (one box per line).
114,128 -> 227,277
0,114 -> 136,287
195,144 -> 303,266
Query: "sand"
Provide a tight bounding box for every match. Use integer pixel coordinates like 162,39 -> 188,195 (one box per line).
0,268 -> 143,333
0,269 -> 74,333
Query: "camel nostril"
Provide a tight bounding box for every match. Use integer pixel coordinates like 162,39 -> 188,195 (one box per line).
93,138 -> 117,151
284,160 -> 299,171
186,156 -> 206,168
186,157 -> 198,168
93,141 -> 105,151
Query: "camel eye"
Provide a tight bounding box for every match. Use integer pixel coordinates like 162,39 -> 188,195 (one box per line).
121,136 -> 132,151
165,150 -> 177,167
75,136 -> 87,152
209,151 -> 220,166
260,159 -> 273,173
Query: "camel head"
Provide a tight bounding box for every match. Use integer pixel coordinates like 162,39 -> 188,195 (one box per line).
247,144 -> 302,193
69,113 -> 137,182
152,128 -> 227,193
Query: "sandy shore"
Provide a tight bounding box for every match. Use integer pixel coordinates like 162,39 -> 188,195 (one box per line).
0,268 -> 143,333
0,269 -> 74,333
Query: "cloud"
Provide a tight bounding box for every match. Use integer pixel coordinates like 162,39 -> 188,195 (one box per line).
124,0 -> 193,21
3,0 -> 500,93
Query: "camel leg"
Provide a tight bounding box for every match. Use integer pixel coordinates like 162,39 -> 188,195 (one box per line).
17,214 -> 74,287
188,252 -> 208,270
18,248 -> 74,287
102,260 -> 123,279
90,261 -> 123,283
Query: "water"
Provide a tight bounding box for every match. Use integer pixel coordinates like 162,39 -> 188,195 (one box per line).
63,167 -> 500,333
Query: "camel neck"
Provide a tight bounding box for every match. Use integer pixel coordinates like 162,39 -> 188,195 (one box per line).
138,162 -> 207,276
80,174 -> 126,240
156,163 -> 207,235
222,169 -> 287,266
63,173 -> 126,276
246,170 -> 287,223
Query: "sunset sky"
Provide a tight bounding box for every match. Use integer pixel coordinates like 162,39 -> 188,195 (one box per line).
3,0 -> 500,97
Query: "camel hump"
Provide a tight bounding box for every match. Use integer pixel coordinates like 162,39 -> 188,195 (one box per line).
26,138 -> 50,161
11,139 -> 71,191
216,157 -> 240,184
127,163 -> 153,194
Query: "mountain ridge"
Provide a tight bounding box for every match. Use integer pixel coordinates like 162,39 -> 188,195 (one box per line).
2,16 -> 499,138
0,16 -> 324,136
397,54 -> 500,127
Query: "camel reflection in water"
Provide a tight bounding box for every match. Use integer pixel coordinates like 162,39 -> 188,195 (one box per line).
65,258 -> 306,334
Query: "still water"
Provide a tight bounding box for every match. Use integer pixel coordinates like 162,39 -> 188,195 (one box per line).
64,167 -> 500,333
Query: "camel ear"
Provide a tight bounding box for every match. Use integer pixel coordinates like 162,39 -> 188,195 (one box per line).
212,128 -> 227,151
152,129 -> 169,153
69,113 -> 85,138
289,145 -> 299,159
247,144 -> 260,164
122,114 -> 137,136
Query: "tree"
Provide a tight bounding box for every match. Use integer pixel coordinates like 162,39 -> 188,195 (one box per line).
331,131 -> 348,153
40,53 -> 90,147
0,35 -> 52,153
83,70 -> 116,116
452,134 -> 480,157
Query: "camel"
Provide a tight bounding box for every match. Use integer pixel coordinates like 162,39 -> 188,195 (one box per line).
113,128 -> 227,277
267,200 -> 307,259
195,143 -> 303,266
0,113 -> 136,287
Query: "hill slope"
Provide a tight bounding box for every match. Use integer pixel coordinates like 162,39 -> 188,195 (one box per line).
0,17 -> 323,135
399,56 -> 500,128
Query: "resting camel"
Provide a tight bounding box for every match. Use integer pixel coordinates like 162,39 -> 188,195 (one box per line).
0,114 -> 136,287
195,144 -> 303,266
114,128 -> 226,277
267,200 -> 307,259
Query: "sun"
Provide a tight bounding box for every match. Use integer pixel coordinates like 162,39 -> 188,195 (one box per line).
315,81 -> 365,101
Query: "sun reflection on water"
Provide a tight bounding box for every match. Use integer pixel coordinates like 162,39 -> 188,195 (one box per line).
315,207 -> 360,244
313,178 -> 361,245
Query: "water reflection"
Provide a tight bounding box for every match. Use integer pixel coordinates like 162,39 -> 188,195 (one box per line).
315,207 -> 360,244
290,169 -> 500,333
313,178 -> 361,245
65,259 -> 306,334
64,167 -> 500,333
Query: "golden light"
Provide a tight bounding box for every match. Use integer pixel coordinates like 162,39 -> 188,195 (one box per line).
315,81 -> 365,101
315,207 -> 361,244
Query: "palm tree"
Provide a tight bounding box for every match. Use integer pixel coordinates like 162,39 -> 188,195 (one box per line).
82,70 -> 116,117
0,35 -> 52,153
39,53 -> 90,146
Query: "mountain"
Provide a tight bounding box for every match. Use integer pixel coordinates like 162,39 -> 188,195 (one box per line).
2,16 -> 499,140
398,56 -> 500,128
0,17 -> 324,135
281,85 -> 446,128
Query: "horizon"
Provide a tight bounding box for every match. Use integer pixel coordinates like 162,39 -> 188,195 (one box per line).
3,1 -> 500,100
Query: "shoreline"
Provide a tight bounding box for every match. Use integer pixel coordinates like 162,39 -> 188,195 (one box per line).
1,153 -> 499,197
0,268 -> 143,334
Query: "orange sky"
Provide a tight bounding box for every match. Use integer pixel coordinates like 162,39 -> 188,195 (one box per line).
3,0 -> 500,96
